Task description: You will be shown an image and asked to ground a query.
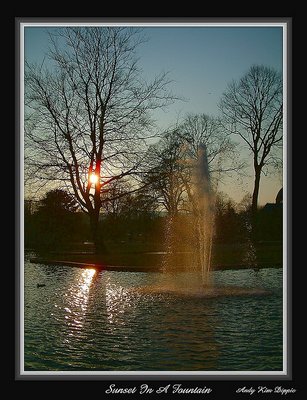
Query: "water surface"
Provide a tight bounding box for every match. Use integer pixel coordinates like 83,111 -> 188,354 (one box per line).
24,261 -> 283,371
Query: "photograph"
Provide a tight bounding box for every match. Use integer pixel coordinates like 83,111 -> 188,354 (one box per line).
17,18 -> 290,385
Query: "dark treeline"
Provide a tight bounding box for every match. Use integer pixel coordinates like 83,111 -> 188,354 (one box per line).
25,189 -> 282,254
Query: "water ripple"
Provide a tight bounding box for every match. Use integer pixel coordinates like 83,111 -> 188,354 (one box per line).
24,263 -> 283,371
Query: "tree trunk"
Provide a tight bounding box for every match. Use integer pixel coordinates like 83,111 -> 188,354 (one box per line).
251,168 -> 261,217
251,167 -> 261,242
89,211 -> 106,254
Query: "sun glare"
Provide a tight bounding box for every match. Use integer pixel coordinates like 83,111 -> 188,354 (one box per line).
89,173 -> 99,185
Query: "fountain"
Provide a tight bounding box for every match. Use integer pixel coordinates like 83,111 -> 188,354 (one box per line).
136,143 -> 270,298
193,143 -> 214,286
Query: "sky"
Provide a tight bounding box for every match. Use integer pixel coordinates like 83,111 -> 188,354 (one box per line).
23,23 -> 285,205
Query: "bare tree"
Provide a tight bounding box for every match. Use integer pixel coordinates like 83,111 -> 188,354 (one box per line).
178,113 -> 243,198
219,65 -> 283,215
100,179 -> 133,216
146,114 -> 242,216
144,132 -> 187,217
25,27 -> 175,252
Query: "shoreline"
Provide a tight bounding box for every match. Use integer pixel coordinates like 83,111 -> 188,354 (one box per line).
29,257 -> 282,272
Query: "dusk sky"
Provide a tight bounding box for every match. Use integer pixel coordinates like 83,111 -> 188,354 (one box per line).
23,23 -> 285,205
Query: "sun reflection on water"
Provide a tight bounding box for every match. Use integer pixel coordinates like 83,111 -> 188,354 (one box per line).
75,268 -> 96,310
59,268 -> 96,338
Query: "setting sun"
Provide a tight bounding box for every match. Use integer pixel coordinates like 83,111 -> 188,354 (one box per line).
89,173 -> 99,185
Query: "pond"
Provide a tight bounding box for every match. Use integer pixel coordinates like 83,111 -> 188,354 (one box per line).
23,260 -> 283,372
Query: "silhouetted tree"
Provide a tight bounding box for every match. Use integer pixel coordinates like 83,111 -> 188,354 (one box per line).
144,132 -> 187,217
178,114 -> 244,214
219,65 -> 283,216
25,27 -> 175,252
100,180 -> 133,216
24,199 -> 38,248
39,189 -> 79,214
145,114 -> 242,216
214,193 -> 243,243
254,204 -> 282,242
99,179 -> 159,243
236,193 -> 253,214
33,189 -> 80,251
